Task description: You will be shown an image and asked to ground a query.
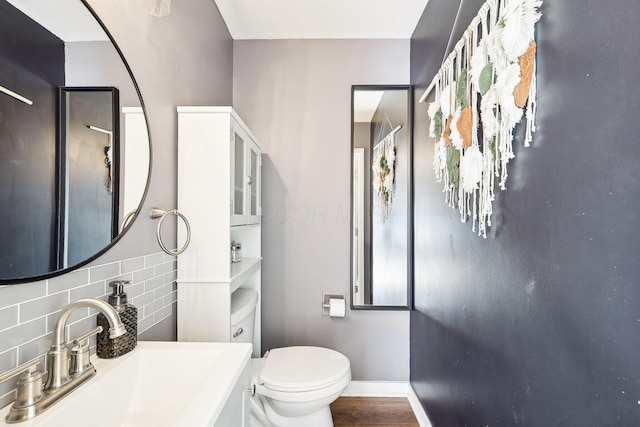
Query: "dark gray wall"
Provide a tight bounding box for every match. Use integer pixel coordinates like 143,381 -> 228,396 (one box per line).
410,0 -> 640,426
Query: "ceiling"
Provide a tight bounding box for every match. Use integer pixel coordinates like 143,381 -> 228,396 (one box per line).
8,0 -> 430,41
214,0 -> 430,40
7,0 -> 107,41
353,91 -> 384,123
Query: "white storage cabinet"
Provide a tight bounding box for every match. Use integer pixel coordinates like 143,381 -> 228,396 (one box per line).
177,106 -> 262,358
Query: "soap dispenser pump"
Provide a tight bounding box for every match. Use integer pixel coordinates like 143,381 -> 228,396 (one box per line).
96,280 -> 137,358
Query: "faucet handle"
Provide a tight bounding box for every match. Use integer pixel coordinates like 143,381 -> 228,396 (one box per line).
69,326 -> 103,377
0,357 -> 41,383
0,357 -> 44,409
69,326 -> 104,348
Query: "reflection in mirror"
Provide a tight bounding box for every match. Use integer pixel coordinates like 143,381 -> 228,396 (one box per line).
56,87 -> 119,268
351,85 -> 412,309
0,0 -> 150,283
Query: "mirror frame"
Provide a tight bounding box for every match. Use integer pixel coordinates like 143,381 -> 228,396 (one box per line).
350,84 -> 414,311
1,0 -> 152,284
55,86 -> 120,270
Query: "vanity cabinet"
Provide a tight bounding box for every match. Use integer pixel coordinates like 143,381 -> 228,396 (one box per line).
213,361 -> 251,427
177,107 -> 261,358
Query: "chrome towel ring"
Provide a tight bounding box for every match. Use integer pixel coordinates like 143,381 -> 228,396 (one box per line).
149,207 -> 191,256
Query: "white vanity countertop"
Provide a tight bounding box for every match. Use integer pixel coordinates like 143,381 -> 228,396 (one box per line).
0,341 -> 252,427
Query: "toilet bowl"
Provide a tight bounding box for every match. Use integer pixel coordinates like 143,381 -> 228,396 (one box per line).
250,346 -> 351,427
231,289 -> 351,427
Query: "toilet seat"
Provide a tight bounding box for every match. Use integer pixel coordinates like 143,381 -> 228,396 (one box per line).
255,372 -> 350,404
254,346 -> 351,402
259,346 -> 350,392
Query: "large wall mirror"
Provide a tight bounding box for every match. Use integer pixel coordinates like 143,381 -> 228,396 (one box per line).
351,85 -> 413,309
0,0 -> 150,283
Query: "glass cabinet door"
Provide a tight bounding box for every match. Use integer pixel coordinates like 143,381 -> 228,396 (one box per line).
231,128 -> 246,225
231,123 -> 261,226
246,141 -> 261,224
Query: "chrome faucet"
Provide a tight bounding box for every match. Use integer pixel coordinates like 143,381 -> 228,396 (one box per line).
45,298 -> 127,390
0,298 -> 127,423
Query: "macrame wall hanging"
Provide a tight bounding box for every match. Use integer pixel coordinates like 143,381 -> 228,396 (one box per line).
420,0 -> 542,237
372,115 -> 402,223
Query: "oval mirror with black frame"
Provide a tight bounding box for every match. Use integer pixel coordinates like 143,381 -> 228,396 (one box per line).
351,85 -> 413,310
0,0 -> 150,284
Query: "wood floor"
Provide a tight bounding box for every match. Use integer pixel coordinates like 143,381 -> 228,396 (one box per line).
331,397 -> 420,427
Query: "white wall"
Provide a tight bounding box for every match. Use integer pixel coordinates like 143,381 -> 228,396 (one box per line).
233,39 -> 411,381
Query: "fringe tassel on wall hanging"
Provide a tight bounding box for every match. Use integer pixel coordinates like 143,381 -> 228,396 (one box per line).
372,130 -> 397,223
423,0 -> 542,237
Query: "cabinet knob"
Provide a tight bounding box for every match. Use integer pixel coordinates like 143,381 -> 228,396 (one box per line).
247,176 -> 254,185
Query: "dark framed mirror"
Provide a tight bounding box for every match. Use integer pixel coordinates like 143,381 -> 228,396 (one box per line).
55,87 -> 120,269
351,85 -> 413,309
0,0 -> 150,283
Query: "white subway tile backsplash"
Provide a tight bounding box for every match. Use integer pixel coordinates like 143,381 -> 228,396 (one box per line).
17,337 -> 50,365
163,271 -> 177,285
163,291 -> 178,306
0,306 -> 18,331
67,315 -> 98,341
127,281 -> 145,299
132,291 -> 154,308
0,251 -> 177,400
89,262 -> 121,283
144,276 -> 164,292
154,283 -> 172,300
0,318 -> 46,354
144,299 -> 164,317
0,350 -> 17,410
0,349 -> 16,379
154,303 -> 173,324
138,314 -> 155,334
48,270 -> 89,294
133,266 -> 155,283
69,281 -> 107,301
19,293 -> 68,324
1,281 -> 47,306
155,260 -> 176,276
121,256 -> 145,274
145,253 -> 164,268
66,307 -> 91,325
45,313 -> 58,334
0,383 -> 14,411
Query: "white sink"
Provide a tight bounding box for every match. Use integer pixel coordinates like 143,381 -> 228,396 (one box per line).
0,341 -> 252,427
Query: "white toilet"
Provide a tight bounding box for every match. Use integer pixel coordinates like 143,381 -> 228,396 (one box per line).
231,289 -> 351,427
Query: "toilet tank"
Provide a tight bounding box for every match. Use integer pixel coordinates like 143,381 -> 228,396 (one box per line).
230,288 -> 258,344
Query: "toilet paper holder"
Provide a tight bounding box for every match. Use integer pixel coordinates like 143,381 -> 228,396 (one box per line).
322,294 -> 345,317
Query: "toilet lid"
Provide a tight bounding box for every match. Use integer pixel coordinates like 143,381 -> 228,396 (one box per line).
259,346 -> 350,392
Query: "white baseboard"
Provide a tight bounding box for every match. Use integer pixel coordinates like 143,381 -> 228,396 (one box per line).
407,384 -> 433,427
342,380 -> 411,397
341,381 -> 432,427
